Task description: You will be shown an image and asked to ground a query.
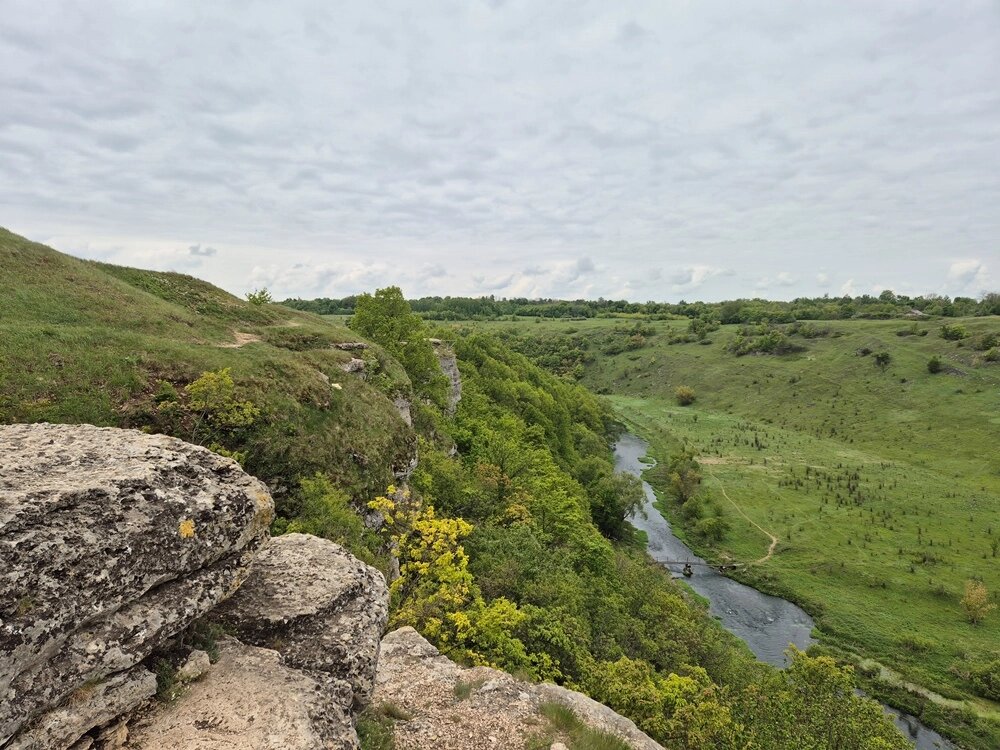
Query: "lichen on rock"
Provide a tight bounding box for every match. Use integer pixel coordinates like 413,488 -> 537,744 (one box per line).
0,423 -> 274,747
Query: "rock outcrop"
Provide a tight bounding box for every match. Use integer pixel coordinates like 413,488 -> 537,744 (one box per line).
126,637 -> 355,750
213,533 -> 389,711
431,341 -> 462,416
0,423 -> 274,748
373,627 -> 663,750
130,534 -> 387,750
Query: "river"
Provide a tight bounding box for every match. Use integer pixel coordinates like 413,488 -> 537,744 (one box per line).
614,432 -> 959,750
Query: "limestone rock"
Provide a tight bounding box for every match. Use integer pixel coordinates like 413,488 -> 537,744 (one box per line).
534,683 -> 662,750
340,358 -> 366,374
7,668 -> 156,750
127,637 -> 357,749
176,650 -> 210,683
374,627 -> 663,750
0,423 -> 274,746
213,534 -> 388,710
432,343 -> 462,416
393,396 -> 412,427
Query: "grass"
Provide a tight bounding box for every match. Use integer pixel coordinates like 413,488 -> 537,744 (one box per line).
0,227 -> 415,510
453,678 -> 484,700
356,706 -> 399,750
448,314 -> 1000,745
525,702 -> 631,750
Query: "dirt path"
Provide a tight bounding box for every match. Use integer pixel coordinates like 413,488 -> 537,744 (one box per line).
706,471 -> 779,564
217,331 -> 262,348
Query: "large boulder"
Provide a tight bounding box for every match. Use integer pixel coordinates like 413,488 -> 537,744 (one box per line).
0,423 -> 274,747
126,637 -> 356,750
213,534 -> 389,710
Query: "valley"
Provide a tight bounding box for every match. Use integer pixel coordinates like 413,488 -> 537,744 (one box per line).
443,314 -> 1000,748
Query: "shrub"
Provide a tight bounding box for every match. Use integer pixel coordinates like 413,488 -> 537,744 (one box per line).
940,323 -> 969,341
186,368 -> 260,429
984,347 -> 999,363
675,386 -> 696,406
873,351 -> 892,371
927,356 -> 942,374
969,658 -> 1000,700
245,288 -> 273,305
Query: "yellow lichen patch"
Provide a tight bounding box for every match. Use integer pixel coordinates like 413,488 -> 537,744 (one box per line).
178,518 -> 196,538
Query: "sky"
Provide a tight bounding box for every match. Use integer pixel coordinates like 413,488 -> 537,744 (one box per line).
2,1 -> 999,302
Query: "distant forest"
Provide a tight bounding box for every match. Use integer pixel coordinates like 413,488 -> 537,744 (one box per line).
283,290 -> 1000,322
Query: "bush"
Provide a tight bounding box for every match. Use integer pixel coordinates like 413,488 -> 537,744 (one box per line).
245,288 -> 273,305
927,356 -> 942,374
675,386 -> 696,406
969,658 -> 1000,700
940,323 -> 969,341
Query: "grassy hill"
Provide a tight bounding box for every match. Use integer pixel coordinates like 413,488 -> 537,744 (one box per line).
0,227 -> 415,504
449,314 -> 1000,745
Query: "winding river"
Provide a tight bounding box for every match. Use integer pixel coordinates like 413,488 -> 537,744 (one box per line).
614,432 -> 959,750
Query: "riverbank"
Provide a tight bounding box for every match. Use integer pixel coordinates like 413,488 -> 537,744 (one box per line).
614,430 -> 981,750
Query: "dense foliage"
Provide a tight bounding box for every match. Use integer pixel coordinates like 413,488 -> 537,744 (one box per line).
284,289 -> 1000,321
330,290 -> 911,749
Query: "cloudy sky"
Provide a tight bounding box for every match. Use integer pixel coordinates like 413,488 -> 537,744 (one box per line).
2,1 -> 998,301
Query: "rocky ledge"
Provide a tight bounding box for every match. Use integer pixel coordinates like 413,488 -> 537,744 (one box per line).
373,627 -> 663,750
0,424 -> 388,750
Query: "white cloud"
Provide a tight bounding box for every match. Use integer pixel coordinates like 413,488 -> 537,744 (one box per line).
946,259 -> 990,295
2,2 -> 999,301
840,279 -> 856,296
668,265 -> 728,292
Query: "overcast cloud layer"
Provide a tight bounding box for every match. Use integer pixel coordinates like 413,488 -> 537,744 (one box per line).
2,1 -> 998,301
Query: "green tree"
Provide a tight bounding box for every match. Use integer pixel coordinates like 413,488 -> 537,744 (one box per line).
873,351 -> 892,372
961,580 -> 996,624
927,355 -> 942,373
351,286 -> 447,406
245,287 -> 273,305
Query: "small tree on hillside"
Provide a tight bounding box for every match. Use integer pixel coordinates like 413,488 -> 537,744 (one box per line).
675,385 -> 696,406
961,580 -> 996,624
246,288 -> 272,305
927,356 -> 942,374
351,286 -> 447,406
873,351 -> 892,372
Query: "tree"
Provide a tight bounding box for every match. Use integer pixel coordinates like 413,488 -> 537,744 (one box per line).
245,287 -> 272,305
961,580 -> 996,624
927,356 -> 942,374
873,351 -> 892,372
668,451 -> 702,504
351,286 -> 447,405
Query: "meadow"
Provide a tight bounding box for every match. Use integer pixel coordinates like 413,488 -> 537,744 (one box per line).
449,313 -> 1000,743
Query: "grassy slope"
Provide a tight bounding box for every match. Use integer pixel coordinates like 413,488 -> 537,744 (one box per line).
0,227 -> 414,500
456,315 -> 1000,739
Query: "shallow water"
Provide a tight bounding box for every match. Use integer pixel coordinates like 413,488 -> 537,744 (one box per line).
614,432 -> 959,750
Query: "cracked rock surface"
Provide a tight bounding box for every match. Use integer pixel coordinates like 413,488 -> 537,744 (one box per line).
0,423 -> 274,747
214,533 -> 389,711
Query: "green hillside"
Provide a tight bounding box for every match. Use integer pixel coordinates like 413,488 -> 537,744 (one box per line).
451,314 -> 1000,744
0,227 -> 415,503
3,229 -> 930,749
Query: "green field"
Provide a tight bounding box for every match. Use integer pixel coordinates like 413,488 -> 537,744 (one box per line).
447,314 -> 1000,740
